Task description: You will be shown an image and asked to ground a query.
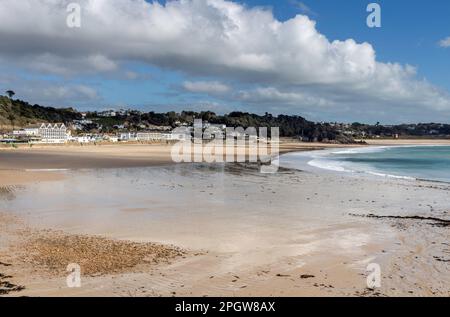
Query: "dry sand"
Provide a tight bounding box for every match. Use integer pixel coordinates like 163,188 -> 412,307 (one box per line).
0,141 -> 449,297
0,144 -> 175,169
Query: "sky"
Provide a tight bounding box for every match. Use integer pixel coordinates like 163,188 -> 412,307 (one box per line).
0,0 -> 449,123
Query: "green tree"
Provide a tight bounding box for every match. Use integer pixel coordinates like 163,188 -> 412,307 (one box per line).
5,90 -> 15,99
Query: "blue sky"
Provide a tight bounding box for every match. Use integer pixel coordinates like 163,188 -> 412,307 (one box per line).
176,0 -> 450,93
1,0 -> 450,123
278,0 -> 450,91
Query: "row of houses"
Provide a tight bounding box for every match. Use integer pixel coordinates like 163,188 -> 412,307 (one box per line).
119,131 -> 188,142
6,121 -> 266,145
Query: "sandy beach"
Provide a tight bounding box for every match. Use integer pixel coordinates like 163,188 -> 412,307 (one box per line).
0,141 -> 449,297
0,141 -> 359,170
0,144 -> 176,170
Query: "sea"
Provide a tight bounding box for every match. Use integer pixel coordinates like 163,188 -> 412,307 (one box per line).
280,145 -> 450,183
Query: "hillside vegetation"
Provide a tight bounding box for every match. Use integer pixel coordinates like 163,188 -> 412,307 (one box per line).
0,96 -> 81,130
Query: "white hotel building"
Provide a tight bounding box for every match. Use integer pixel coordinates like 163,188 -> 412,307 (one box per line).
38,123 -> 70,143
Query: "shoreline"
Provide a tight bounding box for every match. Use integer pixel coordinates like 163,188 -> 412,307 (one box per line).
282,142 -> 450,185
3,138 -> 448,169
1,138 -> 448,171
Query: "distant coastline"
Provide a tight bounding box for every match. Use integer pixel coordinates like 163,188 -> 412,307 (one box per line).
3,96 -> 450,147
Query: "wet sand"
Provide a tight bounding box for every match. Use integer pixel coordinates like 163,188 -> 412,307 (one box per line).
0,143 -> 449,297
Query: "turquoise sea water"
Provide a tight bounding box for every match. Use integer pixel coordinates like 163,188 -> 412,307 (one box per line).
281,146 -> 450,183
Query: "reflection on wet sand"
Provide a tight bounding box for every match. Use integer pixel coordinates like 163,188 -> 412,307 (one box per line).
0,162 -> 449,296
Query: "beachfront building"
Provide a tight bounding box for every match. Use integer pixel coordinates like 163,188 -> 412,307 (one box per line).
105,135 -> 119,143
134,131 -> 189,142
135,132 -> 171,141
119,130 -> 190,142
170,131 -> 190,141
119,132 -> 137,142
13,126 -> 40,137
71,135 -> 96,143
38,123 -> 70,144
71,134 -> 111,143
136,132 -> 164,141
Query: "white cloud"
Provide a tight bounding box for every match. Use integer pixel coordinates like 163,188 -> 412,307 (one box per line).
183,81 -> 230,94
0,74 -> 100,107
125,71 -> 139,80
439,37 -> 450,48
26,84 -> 98,104
9,53 -> 118,76
0,0 -> 449,121
289,0 -> 317,16
86,54 -> 118,72
38,85 -> 94,100
235,87 -> 332,107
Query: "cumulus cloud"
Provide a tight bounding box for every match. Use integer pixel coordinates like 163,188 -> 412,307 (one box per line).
19,54 -> 118,76
439,37 -> 450,48
289,0 -> 317,16
24,83 -> 99,106
124,71 -> 139,80
235,87 -> 331,107
0,0 -> 449,121
0,73 -> 99,107
183,81 -> 230,94
36,85 -> 97,102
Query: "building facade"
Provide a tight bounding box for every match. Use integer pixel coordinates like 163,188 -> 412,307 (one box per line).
13,126 -> 40,137
136,132 -> 165,141
38,123 -> 69,143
